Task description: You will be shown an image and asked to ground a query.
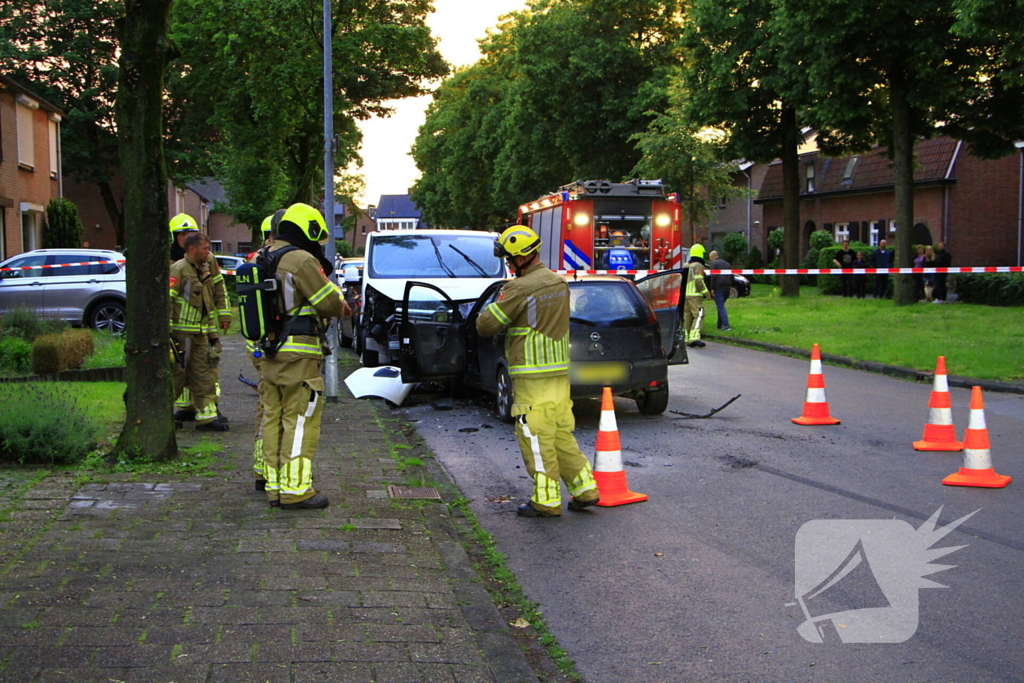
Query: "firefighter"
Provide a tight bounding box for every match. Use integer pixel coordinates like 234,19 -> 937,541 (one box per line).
249,210 -> 285,490
683,243 -> 712,348
261,203 -> 349,509
476,225 -> 599,517
170,232 -> 229,431
169,214 -> 231,422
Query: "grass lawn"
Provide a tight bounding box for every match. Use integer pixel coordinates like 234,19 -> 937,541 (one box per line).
68,381 -> 126,440
708,284 -> 1024,381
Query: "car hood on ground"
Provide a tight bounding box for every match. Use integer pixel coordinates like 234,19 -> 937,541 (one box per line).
368,277 -> 505,303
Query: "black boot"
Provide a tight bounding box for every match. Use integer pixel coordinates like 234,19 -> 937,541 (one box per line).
254,480 -> 267,492
196,420 -> 229,432
517,503 -> 559,518
173,409 -> 196,422
567,496 -> 599,512
280,493 -> 330,510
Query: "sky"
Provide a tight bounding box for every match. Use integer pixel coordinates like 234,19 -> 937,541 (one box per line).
351,0 -> 529,207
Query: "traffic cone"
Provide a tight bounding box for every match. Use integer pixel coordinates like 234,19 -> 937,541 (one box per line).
913,356 -> 963,451
942,386 -> 1012,488
593,387 -> 647,507
792,344 -> 840,425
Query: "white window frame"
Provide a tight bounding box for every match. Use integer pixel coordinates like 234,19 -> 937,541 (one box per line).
834,222 -> 850,242
889,220 -> 897,234
869,221 -> 883,246
805,163 -> 816,193
16,95 -> 38,170
20,204 -> 43,252
47,113 -> 61,180
209,240 -> 223,253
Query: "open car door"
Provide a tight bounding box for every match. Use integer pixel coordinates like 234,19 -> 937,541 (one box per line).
634,269 -> 688,365
399,281 -> 467,383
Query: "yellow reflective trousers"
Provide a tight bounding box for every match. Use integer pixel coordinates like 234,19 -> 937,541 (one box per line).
260,357 -> 324,505
171,333 -> 218,424
512,375 -> 598,515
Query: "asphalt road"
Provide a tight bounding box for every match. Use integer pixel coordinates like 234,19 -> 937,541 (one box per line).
394,342 -> 1024,683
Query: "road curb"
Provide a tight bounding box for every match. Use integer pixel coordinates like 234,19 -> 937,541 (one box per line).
703,334 -> 1024,395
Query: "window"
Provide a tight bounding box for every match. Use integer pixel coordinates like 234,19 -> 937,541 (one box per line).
889,220 -> 897,234
16,97 -> 37,170
48,117 -> 59,179
46,254 -> 120,277
361,224 -> 367,235
718,195 -> 727,209
21,212 -> 40,251
805,163 -> 815,193
210,240 -> 223,253
834,222 -> 850,242
842,157 -> 858,182
869,221 -> 883,246
0,253 -> 47,279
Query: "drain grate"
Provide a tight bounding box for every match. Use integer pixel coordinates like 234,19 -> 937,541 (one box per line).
387,485 -> 442,500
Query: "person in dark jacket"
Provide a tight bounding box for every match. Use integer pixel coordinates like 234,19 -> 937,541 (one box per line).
933,242 -> 952,303
871,239 -> 893,299
832,240 -> 856,297
708,250 -> 733,331
853,251 -> 868,299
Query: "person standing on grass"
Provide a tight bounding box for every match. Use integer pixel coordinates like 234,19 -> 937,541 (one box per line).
833,240 -> 856,298
913,245 -> 927,301
933,241 -> 952,303
923,245 -> 937,301
871,239 -> 893,299
708,250 -> 733,331
853,251 -> 868,299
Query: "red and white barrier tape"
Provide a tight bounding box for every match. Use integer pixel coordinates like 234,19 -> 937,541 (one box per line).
557,266 -> 1024,276
0,259 -> 126,273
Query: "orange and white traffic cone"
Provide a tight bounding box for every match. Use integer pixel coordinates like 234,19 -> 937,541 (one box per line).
593,387 -> 647,507
792,344 -> 840,425
943,386 -> 1012,488
913,356 -> 963,451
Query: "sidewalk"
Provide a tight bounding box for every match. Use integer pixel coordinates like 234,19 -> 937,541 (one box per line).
0,337 -> 539,683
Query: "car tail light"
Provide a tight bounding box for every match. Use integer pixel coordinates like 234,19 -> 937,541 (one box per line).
649,381 -> 658,387
647,308 -> 657,325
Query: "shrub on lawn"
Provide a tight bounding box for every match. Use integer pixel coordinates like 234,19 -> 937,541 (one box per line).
32,329 -> 95,374
0,383 -> 97,465
0,337 -> 33,374
818,243 -> 873,295
0,308 -> 65,341
952,273 -> 1024,306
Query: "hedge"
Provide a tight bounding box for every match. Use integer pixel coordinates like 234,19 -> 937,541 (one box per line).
32,329 -> 95,374
952,273 -> 1024,306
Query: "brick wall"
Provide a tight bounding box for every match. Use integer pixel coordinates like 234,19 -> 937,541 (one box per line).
947,148 -> 1021,266
708,164 -> 767,253
64,174 -> 121,250
209,212 -> 251,254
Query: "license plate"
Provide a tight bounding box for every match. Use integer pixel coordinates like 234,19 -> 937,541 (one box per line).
570,362 -> 629,384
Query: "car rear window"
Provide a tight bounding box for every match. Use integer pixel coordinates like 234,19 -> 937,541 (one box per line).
368,234 -> 504,279
569,281 -> 648,325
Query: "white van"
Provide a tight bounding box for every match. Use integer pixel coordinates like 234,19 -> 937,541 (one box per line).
359,230 -> 508,366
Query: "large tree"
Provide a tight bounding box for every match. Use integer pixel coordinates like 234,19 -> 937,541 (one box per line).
0,0 -> 126,244
113,0 -> 177,461
412,0 -> 684,228
774,0 -> 1024,306
678,0 -> 807,295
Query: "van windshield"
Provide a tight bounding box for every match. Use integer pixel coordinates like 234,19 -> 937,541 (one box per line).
368,234 -> 504,279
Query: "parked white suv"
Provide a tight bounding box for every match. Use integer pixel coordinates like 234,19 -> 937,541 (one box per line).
0,249 -> 127,332
360,230 -> 508,366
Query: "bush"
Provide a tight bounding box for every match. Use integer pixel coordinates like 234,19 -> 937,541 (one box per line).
952,273 -> 1024,306
0,308 -> 65,341
722,232 -> 748,265
0,337 -> 33,374
743,246 -> 764,270
0,383 -> 97,464
43,198 -> 85,249
31,329 -> 94,374
809,230 -> 835,251
800,247 -> 820,286
817,243 -> 873,294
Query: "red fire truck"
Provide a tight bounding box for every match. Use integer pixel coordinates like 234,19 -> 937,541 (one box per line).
516,179 -> 684,272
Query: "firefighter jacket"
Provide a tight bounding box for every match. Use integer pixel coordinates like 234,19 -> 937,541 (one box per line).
476,261 -> 570,378
170,254 -> 231,335
266,240 -> 346,362
685,261 -> 709,298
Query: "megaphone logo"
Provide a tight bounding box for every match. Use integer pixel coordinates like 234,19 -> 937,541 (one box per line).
792,507 -> 978,643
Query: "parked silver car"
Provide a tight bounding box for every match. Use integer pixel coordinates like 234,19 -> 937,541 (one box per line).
0,249 -> 127,332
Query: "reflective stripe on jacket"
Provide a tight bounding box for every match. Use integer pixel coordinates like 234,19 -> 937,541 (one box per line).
475,262 -> 570,378
685,261 -> 708,297
170,257 -> 216,334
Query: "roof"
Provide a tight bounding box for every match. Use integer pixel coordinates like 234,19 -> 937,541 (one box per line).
186,178 -> 229,207
0,74 -> 66,116
756,136 -> 959,203
375,194 -> 423,219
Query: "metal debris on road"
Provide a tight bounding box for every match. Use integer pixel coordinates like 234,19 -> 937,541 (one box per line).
670,394 -> 741,419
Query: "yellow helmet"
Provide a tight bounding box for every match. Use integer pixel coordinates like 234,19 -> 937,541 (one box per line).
169,213 -> 198,234
495,225 -> 541,258
689,243 -> 706,259
261,214 -> 274,236
280,203 -> 328,244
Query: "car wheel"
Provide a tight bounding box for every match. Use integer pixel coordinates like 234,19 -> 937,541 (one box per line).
89,300 -> 126,334
730,286 -> 739,299
495,366 -> 514,424
635,387 -> 669,415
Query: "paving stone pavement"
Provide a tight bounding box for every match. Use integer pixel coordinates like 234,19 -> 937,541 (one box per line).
0,337 -> 539,683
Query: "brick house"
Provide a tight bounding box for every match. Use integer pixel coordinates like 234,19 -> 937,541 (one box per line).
754,136 -> 1024,266
374,193 -> 429,231
183,178 -> 252,254
706,160 -> 769,256
0,74 -> 63,260
335,203 -> 376,253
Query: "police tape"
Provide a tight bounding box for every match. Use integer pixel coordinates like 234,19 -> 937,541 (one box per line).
0,259 -> 126,273
557,266 -> 1024,276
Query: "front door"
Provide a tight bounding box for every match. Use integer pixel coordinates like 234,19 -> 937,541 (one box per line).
399,281 -> 467,383
635,268 -> 688,365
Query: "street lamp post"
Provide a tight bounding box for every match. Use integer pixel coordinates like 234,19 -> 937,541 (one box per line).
322,0 -> 339,402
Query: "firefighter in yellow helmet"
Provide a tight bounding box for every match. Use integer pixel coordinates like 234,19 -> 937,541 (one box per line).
169,214 -> 231,423
683,243 -> 712,348
260,203 -> 349,509
248,209 -> 285,489
476,225 -> 599,517
169,231 -> 230,430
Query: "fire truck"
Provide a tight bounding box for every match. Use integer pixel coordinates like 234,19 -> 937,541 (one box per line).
516,179 -> 684,272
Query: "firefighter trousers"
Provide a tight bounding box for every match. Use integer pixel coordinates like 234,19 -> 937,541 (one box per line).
683,296 -> 706,342
250,350 -> 265,480
260,356 -> 324,505
512,375 -> 598,515
171,333 -> 219,424
175,336 -> 222,417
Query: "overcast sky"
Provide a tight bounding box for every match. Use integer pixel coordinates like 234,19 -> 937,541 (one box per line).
352,0 -> 528,207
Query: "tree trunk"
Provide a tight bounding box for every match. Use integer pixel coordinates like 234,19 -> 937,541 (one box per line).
780,104 -> 801,296
890,74 -> 916,307
98,180 -> 124,248
112,0 -> 178,461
